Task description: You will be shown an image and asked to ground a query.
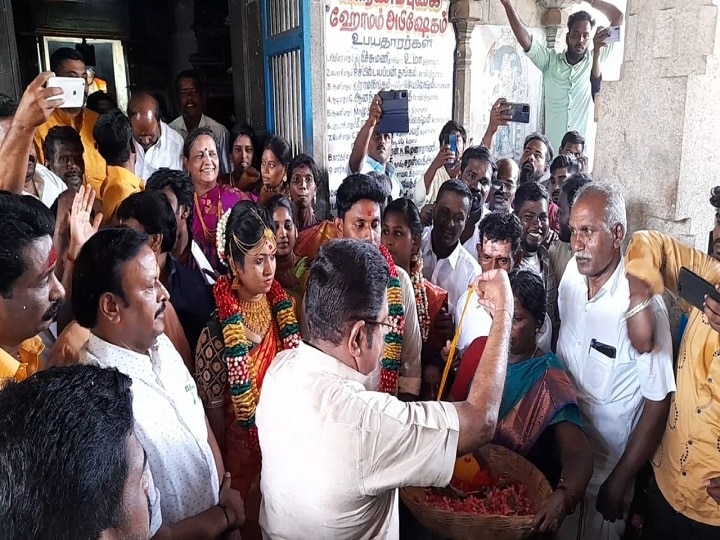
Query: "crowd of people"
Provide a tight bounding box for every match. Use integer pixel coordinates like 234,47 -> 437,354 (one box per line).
0,4 -> 719,540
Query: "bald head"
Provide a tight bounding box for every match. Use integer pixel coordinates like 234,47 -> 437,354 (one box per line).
128,92 -> 162,151
497,158 -> 519,183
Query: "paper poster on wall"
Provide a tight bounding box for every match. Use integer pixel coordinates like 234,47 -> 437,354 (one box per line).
323,0 -> 456,205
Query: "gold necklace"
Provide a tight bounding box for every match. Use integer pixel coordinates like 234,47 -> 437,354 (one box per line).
238,295 -> 272,336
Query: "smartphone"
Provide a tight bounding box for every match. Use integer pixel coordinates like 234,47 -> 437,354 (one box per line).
606,26 -> 621,44
506,102 -> 530,124
678,267 -> 720,312
377,90 -> 409,134
443,133 -> 457,169
46,77 -> 86,109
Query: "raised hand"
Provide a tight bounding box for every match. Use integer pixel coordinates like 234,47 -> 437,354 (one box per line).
68,184 -> 102,261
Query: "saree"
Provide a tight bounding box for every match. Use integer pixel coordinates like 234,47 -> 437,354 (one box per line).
192,184 -> 255,270
294,219 -> 338,262
195,315 -> 281,540
450,339 -> 582,456
424,278 -> 449,351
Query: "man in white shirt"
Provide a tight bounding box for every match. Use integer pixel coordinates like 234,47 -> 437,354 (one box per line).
72,227 -> 244,537
257,238 -> 514,539
421,179 -> 481,314
556,183 -> 675,540
169,70 -> 231,174
129,92 -> 184,180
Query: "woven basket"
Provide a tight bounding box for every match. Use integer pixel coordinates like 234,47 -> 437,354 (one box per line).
400,444 -> 552,540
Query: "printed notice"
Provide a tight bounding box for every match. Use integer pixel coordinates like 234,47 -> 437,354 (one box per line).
324,0 -> 455,204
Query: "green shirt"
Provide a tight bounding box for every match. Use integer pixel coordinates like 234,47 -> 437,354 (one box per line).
526,37 -> 613,151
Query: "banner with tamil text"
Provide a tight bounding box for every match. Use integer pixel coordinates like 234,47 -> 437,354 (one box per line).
324,0 -> 455,204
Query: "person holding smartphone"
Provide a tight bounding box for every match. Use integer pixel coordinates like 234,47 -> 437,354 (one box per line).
499,0 -> 623,162
414,121 -> 467,207
624,230 -> 720,540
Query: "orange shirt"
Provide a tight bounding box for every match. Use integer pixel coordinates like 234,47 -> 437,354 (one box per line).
99,165 -> 145,226
0,336 -> 44,382
625,231 -> 720,526
34,108 -> 107,193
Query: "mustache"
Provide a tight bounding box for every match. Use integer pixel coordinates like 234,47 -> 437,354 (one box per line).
42,300 -> 62,322
575,251 -> 592,260
154,302 -> 166,319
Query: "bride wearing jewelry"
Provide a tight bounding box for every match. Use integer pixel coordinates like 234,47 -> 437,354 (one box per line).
195,201 -> 300,540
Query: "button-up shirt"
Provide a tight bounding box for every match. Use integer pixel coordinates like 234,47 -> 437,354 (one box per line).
526,39 -> 614,153
421,226 -> 481,314
80,333 -> 219,527
169,114 -> 231,174
99,165 -> 145,226
625,231 -> 720,526
557,256 -> 675,487
347,157 -> 401,200
461,205 -> 490,261
257,342 -> 459,539
34,108 -> 107,193
133,122 -> 184,180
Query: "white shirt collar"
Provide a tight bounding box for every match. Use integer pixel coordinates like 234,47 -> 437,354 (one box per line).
84,332 -> 159,380
422,226 -> 463,270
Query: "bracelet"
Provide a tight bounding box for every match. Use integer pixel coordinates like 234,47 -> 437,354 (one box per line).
622,297 -> 653,322
218,503 -> 231,529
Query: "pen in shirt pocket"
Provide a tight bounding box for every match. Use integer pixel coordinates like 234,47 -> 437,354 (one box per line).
589,338 -> 617,359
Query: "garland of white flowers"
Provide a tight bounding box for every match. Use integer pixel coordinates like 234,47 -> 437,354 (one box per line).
216,208 -> 233,267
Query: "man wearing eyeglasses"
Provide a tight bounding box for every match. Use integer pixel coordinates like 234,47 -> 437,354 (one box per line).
257,238 -> 514,539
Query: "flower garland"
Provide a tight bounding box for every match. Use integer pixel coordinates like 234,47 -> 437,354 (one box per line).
378,243 -> 405,394
214,206 -> 300,452
214,275 -> 301,453
409,254 -> 431,343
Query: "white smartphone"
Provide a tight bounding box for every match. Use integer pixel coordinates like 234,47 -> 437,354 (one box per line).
47,77 -> 86,108
606,26 -> 621,44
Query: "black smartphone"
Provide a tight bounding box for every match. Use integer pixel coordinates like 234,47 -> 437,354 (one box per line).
377,90 -> 410,134
506,102 -> 530,124
678,267 -> 720,312
590,338 -> 616,359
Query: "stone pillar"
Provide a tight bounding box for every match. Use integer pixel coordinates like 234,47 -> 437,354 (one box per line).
450,0 -> 484,128
593,0 -> 720,248
536,1 -> 577,49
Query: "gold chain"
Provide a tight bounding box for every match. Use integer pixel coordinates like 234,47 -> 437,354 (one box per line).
239,296 -> 272,336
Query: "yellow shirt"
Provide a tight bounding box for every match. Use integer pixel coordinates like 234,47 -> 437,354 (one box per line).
99,165 -> 145,226
34,108 -> 107,193
625,230 -> 720,526
0,336 -> 44,382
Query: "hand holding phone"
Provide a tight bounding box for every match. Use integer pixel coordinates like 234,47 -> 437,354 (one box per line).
678,267 -> 720,313
506,102 -> 531,124
47,77 -> 86,109
606,26 -> 621,44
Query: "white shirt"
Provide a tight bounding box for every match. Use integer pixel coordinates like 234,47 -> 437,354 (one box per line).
257,342 -> 459,539
421,226 -> 481,314
133,122 -> 184,180
23,164 -> 67,207
80,333 -> 219,527
455,288 -> 551,354
557,257 -> 676,486
169,113 -> 231,174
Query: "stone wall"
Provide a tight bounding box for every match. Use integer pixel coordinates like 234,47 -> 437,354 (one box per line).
593,0 -> 720,248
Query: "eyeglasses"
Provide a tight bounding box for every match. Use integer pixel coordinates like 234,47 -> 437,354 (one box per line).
491,180 -> 515,191
359,318 -> 394,337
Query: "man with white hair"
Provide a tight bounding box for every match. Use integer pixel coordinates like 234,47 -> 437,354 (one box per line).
556,183 -> 676,540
